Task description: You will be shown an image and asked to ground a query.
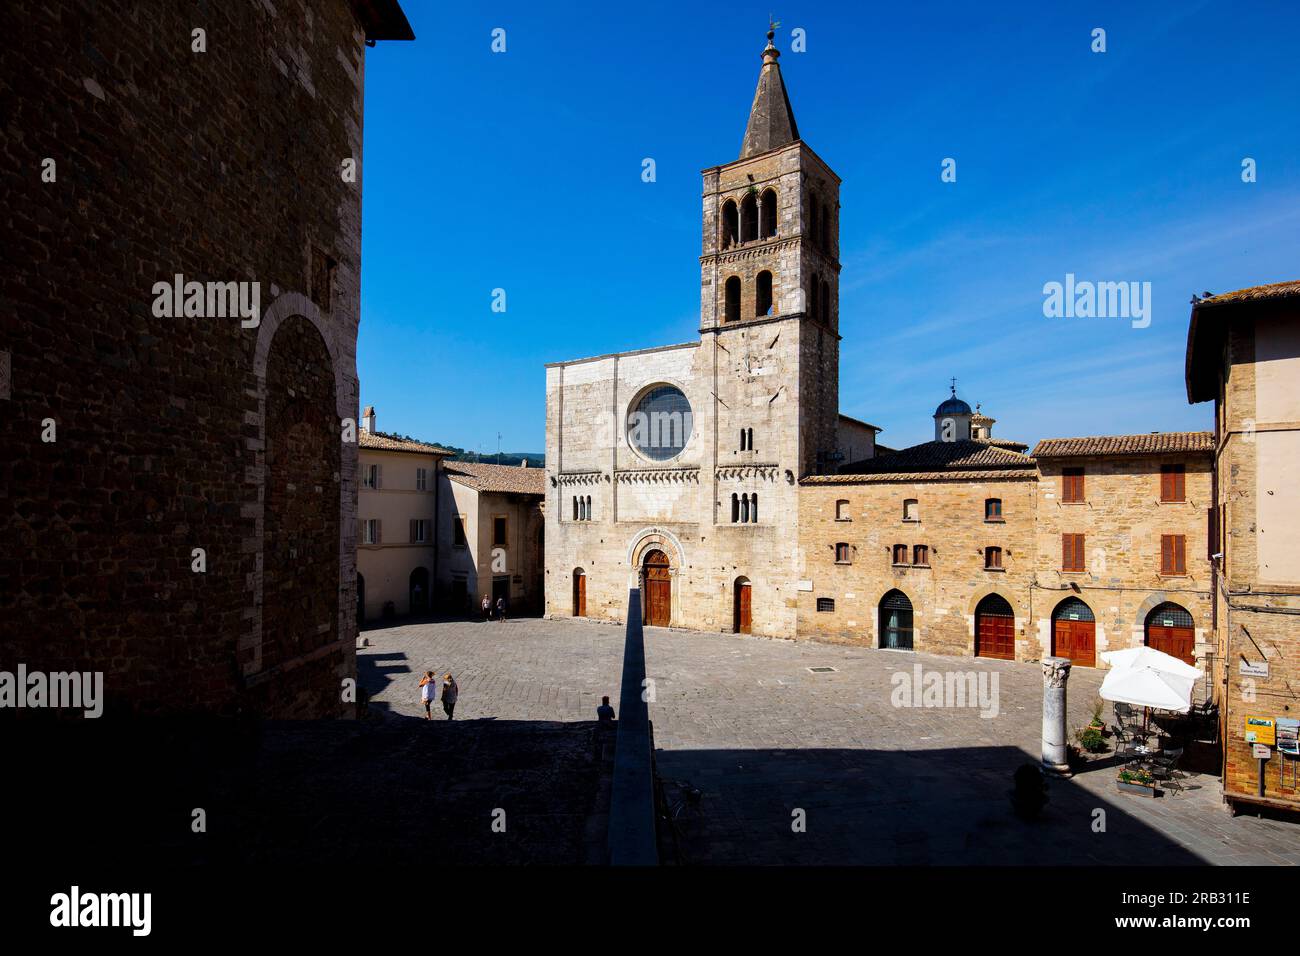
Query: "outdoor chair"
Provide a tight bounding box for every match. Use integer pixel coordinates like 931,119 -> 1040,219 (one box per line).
1148,747 -> 1186,794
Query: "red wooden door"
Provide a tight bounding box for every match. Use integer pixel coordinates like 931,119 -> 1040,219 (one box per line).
976,611 -> 1014,660
736,583 -> 752,634
643,550 -> 671,627
1053,620 -> 1096,667
574,573 -> 586,617
1147,624 -> 1194,664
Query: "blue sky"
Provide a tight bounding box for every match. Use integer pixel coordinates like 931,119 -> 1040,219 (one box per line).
358,0 -> 1300,454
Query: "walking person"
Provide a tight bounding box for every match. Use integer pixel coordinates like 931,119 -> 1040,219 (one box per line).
441,673 -> 459,720
481,594 -> 491,622
418,670 -> 438,720
496,595 -> 507,623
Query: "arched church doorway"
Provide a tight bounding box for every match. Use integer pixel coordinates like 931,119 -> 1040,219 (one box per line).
642,549 -> 671,627
1145,602 -> 1195,664
1051,597 -> 1096,667
974,593 -> 1015,660
733,577 -> 752,634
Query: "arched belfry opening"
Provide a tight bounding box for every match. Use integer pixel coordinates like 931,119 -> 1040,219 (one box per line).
724,275 -> 741,323
760,188 -> 777,238
740,192 -> 758,243
720,199 -> 738,250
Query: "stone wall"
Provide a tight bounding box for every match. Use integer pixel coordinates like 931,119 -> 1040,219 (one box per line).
1,1 -> 372,716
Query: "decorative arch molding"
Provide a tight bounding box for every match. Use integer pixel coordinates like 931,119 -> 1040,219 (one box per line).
1133,590 -> 1183,628
626,526 -> 687,570
242,291 -> 358,682
966,587 -> 1018,618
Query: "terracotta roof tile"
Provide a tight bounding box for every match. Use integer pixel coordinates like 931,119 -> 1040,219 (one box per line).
805,469 -> 1037,485
359,430 -> 454,456
443,461 -> 545,496
840,439 -> 1035,476
1031,432 -> 1213,458
1194,280 -> 1300,308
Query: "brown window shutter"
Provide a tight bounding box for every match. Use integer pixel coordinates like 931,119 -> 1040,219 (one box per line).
1176,469 -> 1185,501
1175,535 -> 1186,573
1160,535 -> 1172,574
1207,506 -> 1216,559
376,464 -> 383,490
376,519 -> 382,545
1062,534 -> 1069,569
1160,469 -> 1171,501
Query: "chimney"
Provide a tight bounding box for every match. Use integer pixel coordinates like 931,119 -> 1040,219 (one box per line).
362,405 -> 376,434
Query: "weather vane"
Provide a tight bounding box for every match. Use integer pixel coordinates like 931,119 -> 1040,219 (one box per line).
768,15 -> 780,40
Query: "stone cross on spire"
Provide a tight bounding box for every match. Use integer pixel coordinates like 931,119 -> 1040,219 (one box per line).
739,20 -> 799,159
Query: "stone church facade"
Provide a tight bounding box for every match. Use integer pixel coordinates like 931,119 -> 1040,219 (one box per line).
544,31 -> 1223,678
544,32 -> 850,637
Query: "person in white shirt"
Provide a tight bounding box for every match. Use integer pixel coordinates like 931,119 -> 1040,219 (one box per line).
418,671 -> 437,720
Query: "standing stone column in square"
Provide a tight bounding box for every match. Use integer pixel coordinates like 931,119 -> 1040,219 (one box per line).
1042,656 -> 1073,774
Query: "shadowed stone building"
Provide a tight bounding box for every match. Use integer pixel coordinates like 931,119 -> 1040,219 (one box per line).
1,0 -> 413,716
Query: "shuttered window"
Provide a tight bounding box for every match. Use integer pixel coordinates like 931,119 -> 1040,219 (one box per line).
985,546 -> 1003,569
892,543 -> 909,565
835,543 -> 851,564
1062,533 -> 1085,572
913,544 -> 929,566
1062,467 -> 1085,503
1160,464 -> 1185,502
1161,534 -> 1187,575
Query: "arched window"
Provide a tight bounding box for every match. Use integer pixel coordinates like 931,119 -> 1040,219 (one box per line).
913,544 -> 929,566
879,589 -> 914,649
724,275 -> 741,323
740,494 -> 750,523
750,493 -> 758,523
731,493 -> 739,523
586,495 -> 592,520
835,499 -> 850,521
820,279 -> 831,325
892,544 -> 909,565
835,542 -> 851,564
720,199 -> 738,250
760,188 -> 778,238
809,279 -> 819,320
755,271 -> 773,317
741,191 -> 758,243
746,427 -> 754,452
572,496 -> 578,521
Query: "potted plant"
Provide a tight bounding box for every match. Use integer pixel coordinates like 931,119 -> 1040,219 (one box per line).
1116,768 -> 1157,797
1089,698 -> 1108,736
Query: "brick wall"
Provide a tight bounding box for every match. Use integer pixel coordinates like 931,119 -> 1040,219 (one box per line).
1,1 -> 373,716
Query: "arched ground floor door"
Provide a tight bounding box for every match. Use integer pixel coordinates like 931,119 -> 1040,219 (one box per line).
1145,602 -> 1195,664
974,593 -> 1015,660
642,549 -> 671,627
573,568 -> 587,617
1052,597 -> 1096,667
879,590 -> 914,650
409,567 -> 429,616
734,577 -> 752,634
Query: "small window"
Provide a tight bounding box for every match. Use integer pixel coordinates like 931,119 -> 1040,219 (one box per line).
573,496 -> 579,521
1062,533 -> 1085,572
493,516 -> 508,547
913,544 -> 929,566
755,271 -> 773,317
835,542 -> 852,564
362,518 -> 379,545
817,597 -> 835,613
985,498 -> 1003,521
903,499 -> 919,522
892,543 -> 909,566
751,493 -> 758,523
731,493 -> 739,523
1062,467 -> 1085,503
415,467 -> 428,491
835,499 -> 850,521
724,275 -> 741,322
409,519 -> 428,543
453,515 -> 467,547
362,463 -> 380,490
739,427 -> 754,451
1161,534 -> 1187,575
586,495 -> 593,521
985,546 -> 1003,570
310,248 -> 337,311
1160,464 -> 1186,503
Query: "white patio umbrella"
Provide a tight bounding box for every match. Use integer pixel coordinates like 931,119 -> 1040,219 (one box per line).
1098,646 -> 1204,714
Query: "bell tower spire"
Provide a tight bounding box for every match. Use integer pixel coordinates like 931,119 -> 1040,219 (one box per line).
739,21 -> 799,159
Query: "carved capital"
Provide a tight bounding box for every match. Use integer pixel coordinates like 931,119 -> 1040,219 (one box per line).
1042,656 -> 1072,689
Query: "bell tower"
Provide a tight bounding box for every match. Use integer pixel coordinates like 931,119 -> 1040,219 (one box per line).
699,26 -> 842,477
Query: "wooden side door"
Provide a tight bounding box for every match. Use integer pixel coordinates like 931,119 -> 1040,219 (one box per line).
574,573 -> 586,617
643,551 -> 671,627
736,583 -> 752,634
1148,624 -> 1194,664
976,612 -> 1014,660
1054,620 -> 1096,667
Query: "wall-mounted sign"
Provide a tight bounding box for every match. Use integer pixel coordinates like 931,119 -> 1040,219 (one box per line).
1253,744 -> 1272,760
1240,661 -> 1270,678
1245,716 -> 1276,745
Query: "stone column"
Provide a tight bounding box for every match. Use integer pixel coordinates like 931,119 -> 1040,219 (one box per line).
1042,656 -> 1073,774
